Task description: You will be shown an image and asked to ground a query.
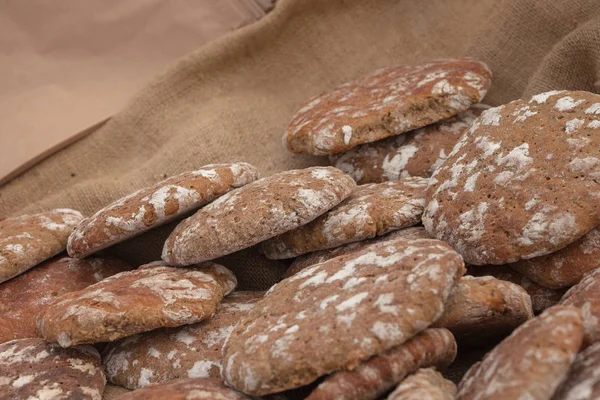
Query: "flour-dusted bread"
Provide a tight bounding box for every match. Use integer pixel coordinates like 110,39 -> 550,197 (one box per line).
284,58 -> 491,155
387,368 -> 457,400
511,226 -> 600,289
561,268 -> 600,347
222,238 -> 465,395
163,167 -> 356,265
424,90 -> 600,265
286,226 -> 430,277
38,262 -> 236,347
103,291 -> 263,389
457,306 -> 583,400
467,265 -> 565,313
0,256 -> 131,343
262,177 -> 428,259
67,163 -> 259,258
332,105 -> 488,183
113,378 -> 250,400
552,341 -> 600,400
433,276 -> 533,345
0,338 -> 106,399
0,209 -> 83,283
305,328 -> 456,400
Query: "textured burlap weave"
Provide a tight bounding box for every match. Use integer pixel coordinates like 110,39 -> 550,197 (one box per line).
2,0 -> 600,293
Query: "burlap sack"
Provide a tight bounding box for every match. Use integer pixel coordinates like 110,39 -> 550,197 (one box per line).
2,0 -> 600,292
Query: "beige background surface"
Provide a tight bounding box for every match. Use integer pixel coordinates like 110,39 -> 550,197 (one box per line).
0,0 -> 273,183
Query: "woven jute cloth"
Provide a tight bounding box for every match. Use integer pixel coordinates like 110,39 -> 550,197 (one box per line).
2,0 -> 600,292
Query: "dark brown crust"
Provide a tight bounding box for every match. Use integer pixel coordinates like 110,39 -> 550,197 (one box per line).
223,238 -> 465,395
467,265 -> 565,314
68,163 -> 259,258
511,226 -> 600,289
163,167 -> 356,265
388,368 -> 457,400
0,338 -> 106,399
433,276 -> 533,346
457,306 -> 583,399
284,58 -> 491,155
424,90 -> 600,265
552,341 -> 600,400
285,227 -> 430,278
331,105 -> 488,183
561,268 -> 600,347
103,291 -> 264,389
305,328 -> 456,400
0,256 -> 132,344
262,178 -> 428,259
0,209 -> 83,283
38,262 -> 237,347
113,378 -> 250,400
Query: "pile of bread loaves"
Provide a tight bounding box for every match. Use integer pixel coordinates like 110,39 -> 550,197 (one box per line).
1,57 -> 599,400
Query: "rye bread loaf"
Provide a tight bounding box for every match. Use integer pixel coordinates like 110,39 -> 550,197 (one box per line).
424,90 -> 600,265
222,238 -> 465,395
113,377 -> 249,400
285,226 -> 430,277
433,276 -> 533,345
38,262 -> 236,347
103,291 -> 263,389
0,209 -> 83,283
0,338 -> 106,399
305,328 -> 456,400
467,265 -> 565,313
561,268 -> 600,347
0,256 -> 131,344
551,341 -> 600,400
284,58 -> 491,155
456,306 -> 583,400
332,105 -> 488,183
68,163 -> 260,258
387,368 -> 457,400
511,226 -> 600,289
162,167 -> 356,265
262,177 -> 428,259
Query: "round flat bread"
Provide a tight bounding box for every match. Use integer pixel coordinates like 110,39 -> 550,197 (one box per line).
387,368 -> 457,400
113,378 -> 249,400
561,267 -> 600,347
424,90 -> 600,265
305,328 -> 456,400
163,167 -> 356,266
332,105 -> 488,184
0,338 -> 105,399
433,276 -> 533,346
511,225 -> 600,289
38,262 -> 236,347
552,341 -> 600,400
0,209 -> 83,283
284,58 -> 491,155
456,306 -> 583,400
222,238 -> 465,395
262,177 -> 428,259
467,265 -> 565,314
68,163 -> 259,258
285,227 -> 430,278
0,256 -> 131,344
103,291 -> 263,389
